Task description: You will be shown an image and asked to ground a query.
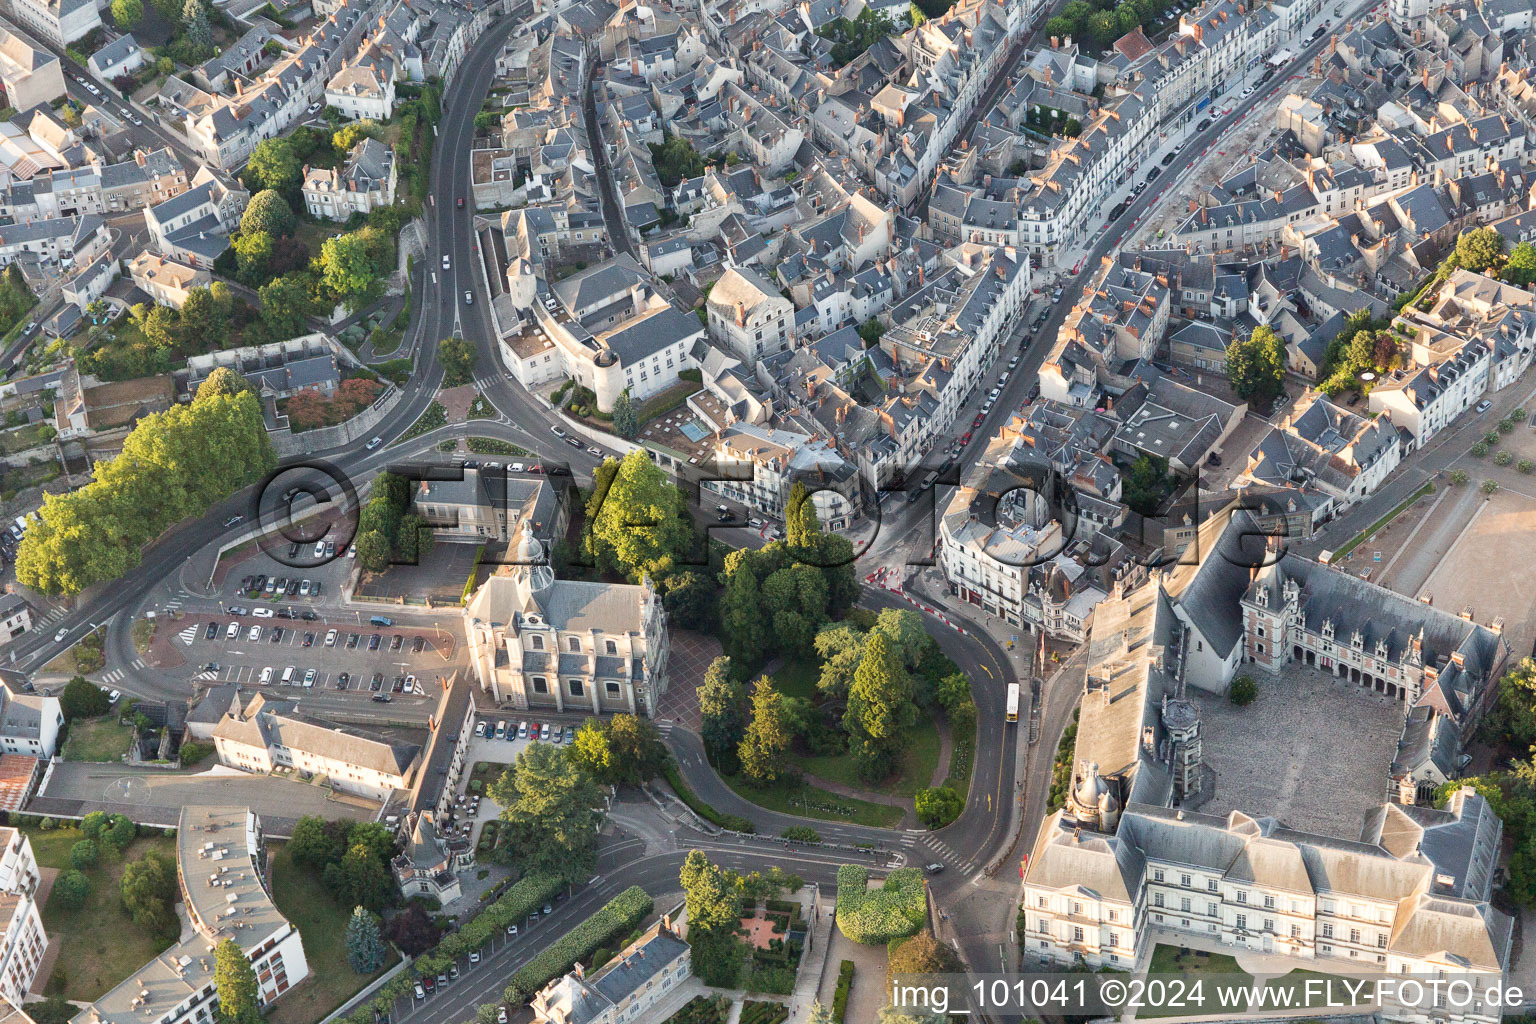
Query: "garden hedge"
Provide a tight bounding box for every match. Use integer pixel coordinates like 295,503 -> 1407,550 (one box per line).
832,960 -> 855,1021
505,886 -> 654,1002
834,865 -> 926,945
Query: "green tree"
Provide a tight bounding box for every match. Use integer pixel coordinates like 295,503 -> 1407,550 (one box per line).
119,850 -> 179,934
489,741 -> 604,883
179,286 -> 226,343
662,570 -> 713,630
1506,242 -> 1536,287
815,624 -> 865,700
1122,452 -> 1170,516
81,811 -> 108,841
257,274 -> 311,337
195,367 -> 254,402
914,786 -> 963,828
355,529 -> 391,572
612,388 -> 639,439
345,906 -> 387,973
321,843 -> 394,914
182,0 -> 212,53
243,137 -> 300,195
698,656 -> 745,763
288,815 -> 347,868
588,450 -> 689,581
110,0 -> 142,28
719,549 -> 767,664
1229,676 -> 1258,705
214,938 -> 261,1024
232,230 -> 273,285
332,120 -> 380,152
345,821 -> 396,865
60,675 -> 110,720
679,850 -> 744,985
762,563 -> 829,656
1449,227 -> 1505,276
887,929 -> 964,983
845,633 -> 916,781
102,814 -> 136,855
52,870 -> 91,910
319,233 -> 376,305
69,839 -> 98,870
438,337 -> 476,386
739,677 -> 792,785
1226,325 -> 1287,405
241,190 -> 295,238
647,134 -> 705,187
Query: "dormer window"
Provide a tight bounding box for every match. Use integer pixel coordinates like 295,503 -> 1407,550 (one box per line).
568,637 -> 581,652
531,635 -> 544,651
605,639 -> 617,655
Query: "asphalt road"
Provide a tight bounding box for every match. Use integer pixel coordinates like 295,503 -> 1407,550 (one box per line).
388,839 -> 845,1024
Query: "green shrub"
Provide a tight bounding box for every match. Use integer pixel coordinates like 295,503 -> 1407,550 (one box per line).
505,886 -> 653,1002
662,759 -> 755,832
1229,676 -> 1258,706
1495,450 -> 1514,466
1471,442 -> 1489,458
178,741 -> 214,765
781,826 -> 820,843
914,786 -> 963,829
834,865 -> 925,945
832,961 -> 854,1021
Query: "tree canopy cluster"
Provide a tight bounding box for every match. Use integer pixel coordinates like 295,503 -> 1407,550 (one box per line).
354,471 -> 433,572
679,850 -> 803,985
566,714 -> 669,786
1045,0 -> 1174,51
288,817 -> 399,914
718,482 -> 858,667
583,451 -> 696,583
817,9 -> 895,66
16,372 -> 275,596
648,135 -> 706,188
1225,325 -> 1287,406
705,605 -> 975,787
488,742 -> 605,884
78,284 -> 236,381
1316,308 -> 1397,398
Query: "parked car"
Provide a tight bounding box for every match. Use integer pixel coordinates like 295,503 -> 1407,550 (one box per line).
205,621 -> 219,640
337,672 -> 349,689
325,629 -> 338,647
303,669 -> 316,687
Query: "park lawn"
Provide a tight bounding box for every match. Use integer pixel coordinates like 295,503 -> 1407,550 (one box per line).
722,773 -> 902,829
266,842 -> 399,1024
62,717 -> 134,762
771,656 -> 820,702
34,830 -> 178,1001
790,725 -> 940,799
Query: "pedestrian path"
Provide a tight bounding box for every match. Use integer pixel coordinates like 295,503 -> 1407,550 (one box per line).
98,668 -> 124,685
177,625 -> 198,646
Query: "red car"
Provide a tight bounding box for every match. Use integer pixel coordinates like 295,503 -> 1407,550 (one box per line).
456,197 -> 465,208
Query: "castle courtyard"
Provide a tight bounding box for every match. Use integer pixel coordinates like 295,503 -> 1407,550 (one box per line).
1189,663 -> 1405,840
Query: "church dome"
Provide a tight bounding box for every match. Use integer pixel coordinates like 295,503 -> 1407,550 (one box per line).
1073,761 -> 1111,812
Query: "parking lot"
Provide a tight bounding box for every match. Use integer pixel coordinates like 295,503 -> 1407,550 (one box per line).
181,613 -> 455,697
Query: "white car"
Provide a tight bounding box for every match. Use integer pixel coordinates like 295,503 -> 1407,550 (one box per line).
468,951 -> 480,965
225,622 -> 240,640
442,255 -> 451,271
509,463 -> 525,473
260,667 -> 273,683
314,540 -> 326,558
325,629 -> 338,647
247,625 -> 261,642
1476,399 -> 1493,414
303,669 -> 316,687
107,689 -> 120,703
366,437 -> 383,450
253,607 -> 274,618
53,628 -> 67,642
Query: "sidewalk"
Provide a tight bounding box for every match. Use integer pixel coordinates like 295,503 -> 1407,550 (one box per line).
787,884 -> 834,1023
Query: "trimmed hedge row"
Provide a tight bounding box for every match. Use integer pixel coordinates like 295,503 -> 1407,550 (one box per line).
332,873 -> 564,1024
832,960 -> 854,1022
505,886 -> 654,1002
662,760 -> 756,833
834,865 -> 926,945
